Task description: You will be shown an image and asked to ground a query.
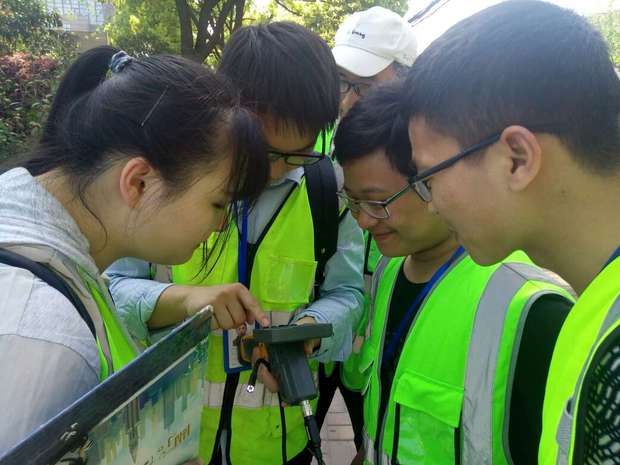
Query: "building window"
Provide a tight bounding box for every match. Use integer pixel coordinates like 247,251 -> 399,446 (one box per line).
44,0 -> 108,28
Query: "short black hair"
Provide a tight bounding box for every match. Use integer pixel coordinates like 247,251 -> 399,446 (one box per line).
218,21 -> 339,136
404,0 -> 620,173
335,80 -> 413,177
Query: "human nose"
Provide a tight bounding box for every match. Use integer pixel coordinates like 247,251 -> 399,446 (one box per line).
354,209 -> 379,230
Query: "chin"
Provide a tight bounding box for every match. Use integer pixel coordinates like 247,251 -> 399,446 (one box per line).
156,249 -> 195,266
376,243 -> 407,259
466,246 -> 509,267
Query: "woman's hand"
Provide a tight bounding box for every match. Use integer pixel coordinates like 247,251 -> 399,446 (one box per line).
182,283 -> 270,330
152,283 -> 270,330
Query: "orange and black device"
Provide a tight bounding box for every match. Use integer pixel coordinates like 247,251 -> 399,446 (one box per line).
235,324 -> 333,465
236,324 -> 333,404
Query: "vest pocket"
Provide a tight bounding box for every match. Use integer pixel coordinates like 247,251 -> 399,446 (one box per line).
252,254 -> 317,308
392,370 -> 464,464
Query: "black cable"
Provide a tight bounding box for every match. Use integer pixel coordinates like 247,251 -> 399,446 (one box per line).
247,358 -> 270,389
304,414 -> 325,465
278,393 -> 288,465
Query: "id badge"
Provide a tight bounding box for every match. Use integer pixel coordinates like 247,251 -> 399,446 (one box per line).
223,323 -> 254,373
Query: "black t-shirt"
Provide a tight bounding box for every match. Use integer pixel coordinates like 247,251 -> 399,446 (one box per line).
508,294 -> 572,465
377,266 -> 427,427
375,263 -> 573,465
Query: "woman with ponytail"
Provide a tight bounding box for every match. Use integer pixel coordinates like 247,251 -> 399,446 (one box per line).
0,46 -> 270,453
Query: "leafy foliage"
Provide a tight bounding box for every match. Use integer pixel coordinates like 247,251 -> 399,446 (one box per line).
107,0 -> 409,62
105,0 -> 181,56
0,0 -> 76,58
259,0 -> 409,46
106,0 -> 250,63
591,7 -> 620,67
0,0 -> 76,162
0,53 -> 62,162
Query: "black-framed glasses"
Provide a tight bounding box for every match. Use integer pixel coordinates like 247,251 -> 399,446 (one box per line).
267,150 -> 324,166
337,184 -> 412,220
339,78 -> 373,97
408,134 -> 501,202
268,129 -> 327,166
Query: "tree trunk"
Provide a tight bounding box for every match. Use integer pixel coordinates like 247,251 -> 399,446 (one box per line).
175,0 -> 198,60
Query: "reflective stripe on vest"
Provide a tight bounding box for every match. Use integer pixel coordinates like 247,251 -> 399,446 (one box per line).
363,429 -> 389,465
2,245 -> 137,380
203,369 -> 320,409
172,178 -> 319,465
540,256 -> 620,465
341,255 -> 389,392
364,252 -> 574,465
462,262 -> 566,464
553,291 -> 620,464
554,297 -> 620,465
81,270 -> 138,377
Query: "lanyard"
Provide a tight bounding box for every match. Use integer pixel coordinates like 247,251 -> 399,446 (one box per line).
382,246 -> 465,364
237,200 -> 250,287
603,246 -> 620,271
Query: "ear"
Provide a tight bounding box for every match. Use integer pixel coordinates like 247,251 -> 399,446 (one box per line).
118,157 -> 156,208
499,125 -> 542,192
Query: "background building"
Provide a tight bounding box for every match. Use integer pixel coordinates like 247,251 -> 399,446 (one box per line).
43,0 -> 114,50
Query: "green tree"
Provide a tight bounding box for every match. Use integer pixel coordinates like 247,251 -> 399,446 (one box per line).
107,0 -> 250,63
591,6 -> 620,67
0,0 -> 77,163
0,0 -> 75,58
176,0 -> 247,62
107,0 -> 410,63
258,0 -> 409,46
105,0 -> 181,56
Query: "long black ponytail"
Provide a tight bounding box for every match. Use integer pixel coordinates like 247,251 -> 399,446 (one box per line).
25,45 -> 268,204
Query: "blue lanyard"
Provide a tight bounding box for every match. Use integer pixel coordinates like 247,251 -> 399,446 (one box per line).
382,246 -> 465,364
237,200 -> 249,286
603,246 -> 620,271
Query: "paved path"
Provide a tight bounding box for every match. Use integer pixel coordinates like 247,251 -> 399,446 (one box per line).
312,389 -> 357,465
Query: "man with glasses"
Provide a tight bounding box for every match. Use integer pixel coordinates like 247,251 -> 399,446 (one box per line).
332,6 -> 417,117
334,81 -> 574,465
310,9 -> 418,451
106,22 -> 364,465
404,2 -> 620,463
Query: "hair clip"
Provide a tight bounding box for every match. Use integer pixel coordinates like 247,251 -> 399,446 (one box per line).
140,86 -> 169,128
110,51 -> 134,74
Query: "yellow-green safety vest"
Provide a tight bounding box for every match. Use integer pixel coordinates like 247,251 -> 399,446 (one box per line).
314,126 -> 334,156
80,268 -> 138,379
539,254 -> 620,465
341,231 -> 382,390
361,251 -> 574,465
172,177 -> 321,465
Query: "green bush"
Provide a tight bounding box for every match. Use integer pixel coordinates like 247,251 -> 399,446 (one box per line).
0,53 -> 61,162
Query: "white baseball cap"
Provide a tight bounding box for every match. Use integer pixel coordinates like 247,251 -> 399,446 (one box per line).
332,6 -> 418,78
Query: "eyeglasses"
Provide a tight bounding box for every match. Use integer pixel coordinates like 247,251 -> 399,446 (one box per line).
268,150 -> 324,166
408,134 -> 501,202
339,78 -> 373,97
268,129 -> 328,166
337,184 -> 412,220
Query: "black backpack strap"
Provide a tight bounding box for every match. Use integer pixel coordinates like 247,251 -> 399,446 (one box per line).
304,157 -> 339,297
0,249 -> 96,338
